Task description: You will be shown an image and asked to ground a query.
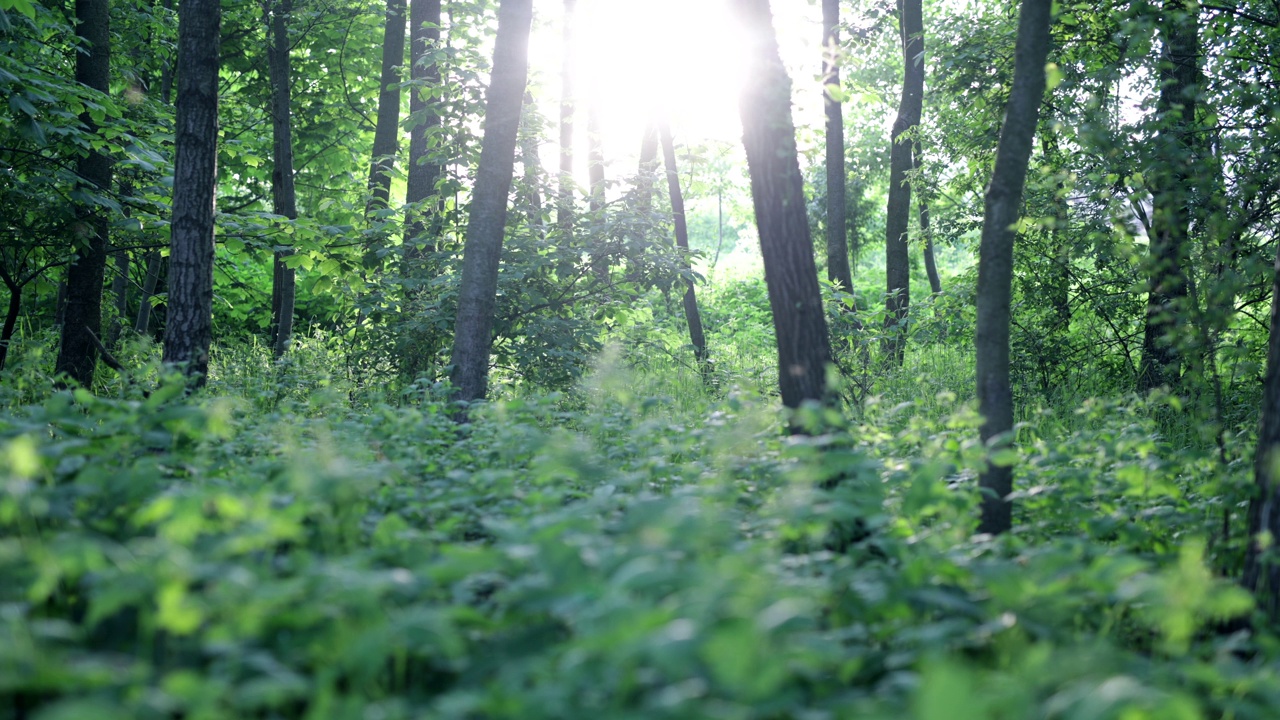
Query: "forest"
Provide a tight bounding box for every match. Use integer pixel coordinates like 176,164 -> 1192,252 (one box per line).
3,0 -> 1280,715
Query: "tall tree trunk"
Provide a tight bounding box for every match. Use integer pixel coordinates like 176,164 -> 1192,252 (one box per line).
1244,242 -> 1280,616
134,250 -> 163,335
266,0 -> 298,357
1137,0 -> 1198,392
405,0 -> 443,254
556,0 -> 576,235
659,122 -> 709,368
974,0 -> 1052,536
519,91 -> 545,233
637,123 -> 659,212
914,148 -> 942,295
883,0 -> 924,366
823,0 -> 854,296
366,0 -> 407,215
163,0 -> 220,384
733,0 -> 833,411
587,104 -> 605,212
0,275 -> 21,372
55,0 -> 113,387
107,243 -> 130,346
448,0 -> 533,404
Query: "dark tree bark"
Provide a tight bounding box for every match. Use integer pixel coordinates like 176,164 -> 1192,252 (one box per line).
883,0 -> 923,366
1244,243 -> 1280,616
55,0 -> 113,387
0,274 -> 21,372
107,243 -> 130,346
1137,0 -> 1198,392
366,0 -> 407,215
163,0 -> 220,384
556,0 -> 576,235
659,122 -> 709,367
134,250 -> 163,335
823,0 -> 854,296
448,0 -> 533,404
733,0 -> 833,411
266,0 -> 298,357
974,0 -> 1052,536
913,148 -> 942,295
405,0 -> 443,253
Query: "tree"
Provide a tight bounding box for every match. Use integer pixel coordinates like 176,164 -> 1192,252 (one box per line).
54,0 -> 113,386
557,0 -> 576,235
163,0 -> 221,383
823,0 -> 854,297
914,146 -> 942,295
1245,241 -> 1280,615
366,0 -> 407,215
883,0 -> 924,366
1136,0 -> 1199,392
974,0 -> 1053,535
266,0 -> 298,357
733,0 -> 833,411
659,122 -> 708,368
448,0 -> 533,404
404,0 -> 443,252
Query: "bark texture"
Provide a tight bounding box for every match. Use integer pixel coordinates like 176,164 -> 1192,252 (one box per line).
1137,0 -> 1198,392
734,0 -> 833,410
55,0 -> 113,387
1244,242 -> 1280,616
366,0 -> 407,214
405,0 -> 443,252
823,0 -> 854,296
974,0 -> 1052,535
266,0 -> 298,357
556,0 -> 576,235
163,0 -> 220,383
659,123 -> 708,367
0,276 -> 20,372
883,0 -> 924,366
448,0 -> 533,403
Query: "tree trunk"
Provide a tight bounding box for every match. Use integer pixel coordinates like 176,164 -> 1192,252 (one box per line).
134,250 -> 163,335
519,91 -> 545,233
405,0 -> 443,253
163,0 -> 220,384
637,123 -> 660,212
883,0 -> 923,366
366,0 -> 407,215
823,0 -> 854,296
587,104 -> 605,213
107,243 -> 130,346
914,148 -> 942,295
733,0 -> 833,411
1137,0 -> 1198,392
1244,242 -> 1280,616
0,277 -> 20,372
556,0 -> 576,236
266,0 -> 298,357
55,0 -> 113,387
974,0 -> 1052,536
448,0 -> 533,404
659,122 -> 709,368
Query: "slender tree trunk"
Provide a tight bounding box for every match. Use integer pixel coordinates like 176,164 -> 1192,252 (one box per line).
366,0 -> 407,215
883,0 -> 923,366
823,0 -> 854,296
448,0 -> 533,404
659,122 -> 709,368
107,243 -> 130,346
637,123 -> 659,211
913,149 -> 942,295
55,0 -> 113,387
134,250 -> 163,335
266,0 -> 298,357
557,0 -> 576,235
974,0 -> 1052,536
733,0 -> 833,411
405,0 -> 443,253
1137,0 -> 1198,392
587,104 -> 605,212
163,0 -> 220,384
0,276 -> 20,372
1244,242 -> 1280,616
519,91 -> 545,233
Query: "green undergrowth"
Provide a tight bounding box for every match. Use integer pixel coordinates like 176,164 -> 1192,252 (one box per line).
2,346 -> 1278,719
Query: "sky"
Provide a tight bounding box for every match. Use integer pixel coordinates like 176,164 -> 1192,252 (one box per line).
525,0 -> 826,189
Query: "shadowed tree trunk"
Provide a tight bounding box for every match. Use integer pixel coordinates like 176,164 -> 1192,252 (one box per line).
659,122 -> 708,368
1137,0 -> 1198,392
55,0 -> 113,387
134,250 -> 163,335
733,0 -> 833,411
448,0 -> 533,404
405,0 -> 443,254
107,242 -> 130,346
0,269 -> 23,372
974,0 -> 1052,536
1244,242 -> 1280,616
557,0 -> 576,236
163,0 -> 220,384
266,0 -> 298,357
366,0 -> 407,215
883,0 -> 923,366
914,148 -> 942,295
823,0 -> 854,297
